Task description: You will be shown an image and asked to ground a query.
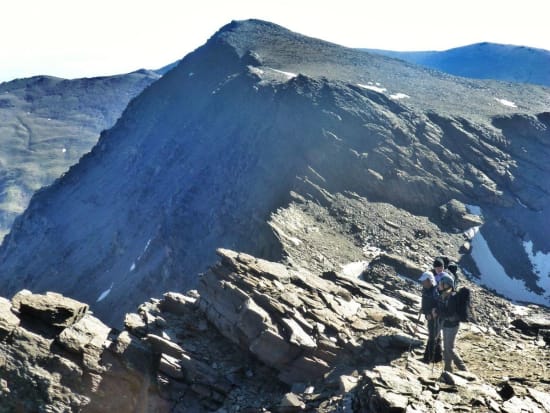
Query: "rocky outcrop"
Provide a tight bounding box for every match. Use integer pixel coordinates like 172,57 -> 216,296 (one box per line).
1,246 -> 550,411
0,291 -> 163,413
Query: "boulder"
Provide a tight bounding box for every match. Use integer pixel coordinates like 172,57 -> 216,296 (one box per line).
0,297 -> 19,337
16,292 -> 88,328
160,292 -> 197,315
439,199 -> 484,231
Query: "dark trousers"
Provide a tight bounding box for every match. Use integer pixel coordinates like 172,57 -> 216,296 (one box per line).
423,318 -> 442,362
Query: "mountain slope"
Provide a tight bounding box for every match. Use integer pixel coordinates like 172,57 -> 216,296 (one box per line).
0,70 -> 161,239
365,42 -> 550,87
0,20 -> 549,325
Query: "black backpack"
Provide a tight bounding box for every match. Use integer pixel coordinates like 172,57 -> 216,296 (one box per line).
435,255 -> 451,268
455,287 -> 475,322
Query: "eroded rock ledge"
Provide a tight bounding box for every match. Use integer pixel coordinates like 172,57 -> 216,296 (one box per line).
1,249 -> 549,412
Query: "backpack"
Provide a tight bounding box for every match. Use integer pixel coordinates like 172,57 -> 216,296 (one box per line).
455,287 -> 475,322
435,255 -> 452,269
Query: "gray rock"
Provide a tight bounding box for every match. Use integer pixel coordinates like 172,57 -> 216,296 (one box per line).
159,353 -> 184,380
124,312 -> 148,337
439,199 -> 484,230
280,392 -> 305,411
57,313 -> 110,355
160,292 -> 197,314
146,333 -> 185,359
281,317 -> 317,349
339,375 -> 360,394
528,388 -> 550,412
17,292 -> 88,328
0,297 -> 19,337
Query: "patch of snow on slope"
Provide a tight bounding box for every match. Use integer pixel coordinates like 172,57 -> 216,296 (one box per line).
466,205 -> 548,305
471,229 -> 548,305
523,240 -> 550,298
271,68 -> 297,79
390,92 -> 410,100
494,98 -> 517,108
341,261 -> 369,278
248,66 -> 264,76
96,283 -> 114,303
357,83 -> 387,93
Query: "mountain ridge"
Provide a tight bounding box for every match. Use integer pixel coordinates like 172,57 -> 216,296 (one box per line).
0,19 -> 549,326
0,69 -> 161,239
364,42 -> 550,87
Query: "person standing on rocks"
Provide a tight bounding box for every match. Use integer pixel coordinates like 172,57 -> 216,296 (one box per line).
432,257 -> 447,283
419,271 -> 442,363
447,261 -> 460,290
433,273 -> 467,373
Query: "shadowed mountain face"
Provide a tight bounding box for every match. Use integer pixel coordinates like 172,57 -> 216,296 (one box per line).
0,20 -> 549,324
365,42 -> 550,87
0,70 -> 161,239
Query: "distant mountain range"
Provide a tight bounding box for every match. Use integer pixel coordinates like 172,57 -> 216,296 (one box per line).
0,20 -> 548,325
364,42 -> 550,87
0,69 -> 162,239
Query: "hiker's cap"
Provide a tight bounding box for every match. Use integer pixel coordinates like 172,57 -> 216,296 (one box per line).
419,271 -> 436,286
433,257 -> 445,268
438,272 -> 454,289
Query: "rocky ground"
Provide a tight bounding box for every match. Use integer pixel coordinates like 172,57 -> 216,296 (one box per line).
1,246 -> 548,412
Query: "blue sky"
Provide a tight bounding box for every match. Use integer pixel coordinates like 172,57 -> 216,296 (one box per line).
1,0 -> 548,82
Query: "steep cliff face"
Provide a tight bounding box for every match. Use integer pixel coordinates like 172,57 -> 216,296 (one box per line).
0,20 -> 549,325
0,70 -> 160,239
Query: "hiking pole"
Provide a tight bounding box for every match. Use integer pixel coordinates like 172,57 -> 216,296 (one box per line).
432,317 -> 441,376
405,311 -> 422,369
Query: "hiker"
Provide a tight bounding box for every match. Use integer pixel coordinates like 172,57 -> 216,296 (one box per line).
447,261 -> 460,290
432,257 -> 447,283
419,271 -> 442,363
432,273 -> 467,373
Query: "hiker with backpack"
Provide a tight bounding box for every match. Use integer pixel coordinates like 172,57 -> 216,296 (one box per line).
419,271 -> 442,363
447,261 -> 460,290
432,273 -> 468,373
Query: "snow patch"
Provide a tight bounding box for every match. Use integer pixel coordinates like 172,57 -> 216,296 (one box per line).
248,66 -> 264,76
523,240 -> 550,297
363,244 -> 382,258
471,229 -> 548,305
131,238 -> 153,269
143,238 -> 152,255
271,68 -> 297,79
389,92 -> 410,100
96,283 -> 114,303
341,261 -> 369,278
510,304 -> 530,317
515,197 -> 528,209
357,83 -> 387,93
494,98 -> 517,108
464,226 -> 480,240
